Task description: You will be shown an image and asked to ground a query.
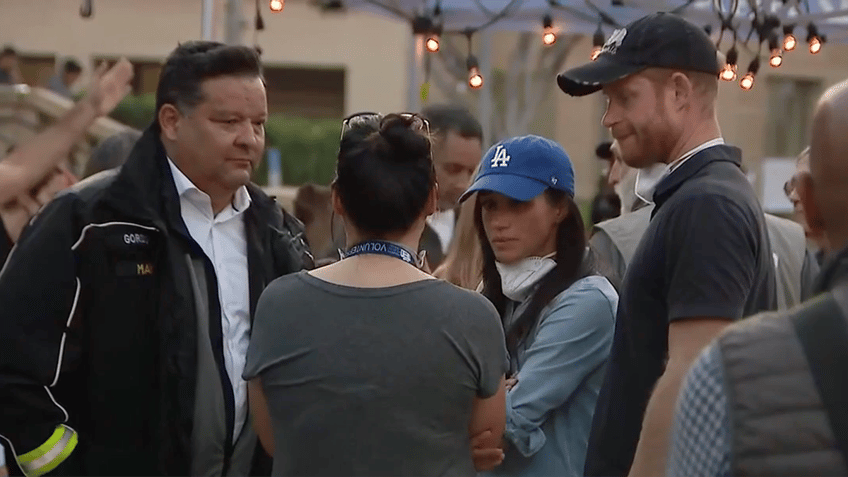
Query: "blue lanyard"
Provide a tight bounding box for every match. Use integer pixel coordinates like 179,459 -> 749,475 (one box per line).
341,240 -> 418,266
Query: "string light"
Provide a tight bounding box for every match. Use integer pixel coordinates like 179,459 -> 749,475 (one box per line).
807,23 -> 822,54
783,25 -> 796,51
591,23 -> 604,61
467,55 -> 483,89
768,34 -> 782,67
542,14 -> 557,46
427,3 -> 443,53
269,0 -> 284,12
720,47 -> 738,81
739,57 -> 760,90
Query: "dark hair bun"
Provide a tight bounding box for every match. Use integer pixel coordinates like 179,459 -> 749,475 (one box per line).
378,114 -> 431,163
334,112 -> 436,237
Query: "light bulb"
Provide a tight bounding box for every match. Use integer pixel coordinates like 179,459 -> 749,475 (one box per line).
769,50 -> 783,67
740,72 -> 755,90
720,63 -> 737,81
468,68 -> 483,88
426,36 -> 440,52
809,36 -> 822,54
270,0 -> 284,12
783,34 -> 796,51
591,46 -> 602,61
542,14 -> 556,46
807,24 -> 823,54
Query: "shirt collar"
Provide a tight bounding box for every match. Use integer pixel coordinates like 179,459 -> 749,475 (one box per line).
667,138 -> 726,175
166,157 -> 251,213
651,143 -> 742,212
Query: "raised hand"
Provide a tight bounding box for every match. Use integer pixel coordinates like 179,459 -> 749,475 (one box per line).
83,58 -> 134,117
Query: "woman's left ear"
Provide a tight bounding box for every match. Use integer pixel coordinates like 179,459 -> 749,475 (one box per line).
556,201 -> 569,224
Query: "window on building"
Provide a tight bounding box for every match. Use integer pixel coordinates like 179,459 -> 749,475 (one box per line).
262,66 -> 345,118
765,76 -> 822,157
761,76 -> 822,214
18,54 -> 55,88
93,57 -> 162,95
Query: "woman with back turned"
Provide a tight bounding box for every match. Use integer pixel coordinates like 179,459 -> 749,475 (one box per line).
463,135 -> 619,477
243,113 -> 508,476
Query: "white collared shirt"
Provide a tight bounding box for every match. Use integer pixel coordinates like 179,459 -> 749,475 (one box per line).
167,158 -> 252,443
426,209 -> 456,254
638,138 -> 726,203
666,138 -> 725,175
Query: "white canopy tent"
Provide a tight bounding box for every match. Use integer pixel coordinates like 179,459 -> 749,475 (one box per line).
311,0 -> 848,141
323,0 -> 848,36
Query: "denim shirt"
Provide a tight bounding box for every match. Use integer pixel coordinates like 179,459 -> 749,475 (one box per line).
485,275 -> 618,477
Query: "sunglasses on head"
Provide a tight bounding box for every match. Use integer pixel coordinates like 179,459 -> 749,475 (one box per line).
340,112 -> 430,140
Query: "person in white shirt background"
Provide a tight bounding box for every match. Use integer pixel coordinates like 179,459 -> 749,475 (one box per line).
419,105 -> 483,269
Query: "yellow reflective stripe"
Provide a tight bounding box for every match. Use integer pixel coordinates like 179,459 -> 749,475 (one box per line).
18,426 -> 65,464
17,425 -> 77,477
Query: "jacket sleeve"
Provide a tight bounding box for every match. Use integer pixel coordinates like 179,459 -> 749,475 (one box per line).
0,194 -> 82,476
504,281 -> 617,457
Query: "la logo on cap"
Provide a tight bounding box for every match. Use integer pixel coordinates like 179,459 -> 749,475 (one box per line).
602,28 -> 627,54
491,145 -> 511,167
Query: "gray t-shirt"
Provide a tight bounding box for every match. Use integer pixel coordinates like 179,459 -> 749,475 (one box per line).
244,271 -> 508,476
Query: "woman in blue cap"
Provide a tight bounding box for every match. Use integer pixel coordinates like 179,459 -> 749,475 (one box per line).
461,135 -> 618,477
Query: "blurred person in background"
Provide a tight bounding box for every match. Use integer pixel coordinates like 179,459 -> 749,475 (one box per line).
1,127 -> 139,265
81,129 -> 143,178
786,146 -> 831,265
0,42 -> 310,476
244,113 -> 507,476
48,58 -> 83,99
590,187 -> 621,226
0,58 -> 133,205
591,142 -> 623,226
419,105 -> 483,269
464,135 -> 618,477
667,77 -> 848,477
0,46 -> 23,84
433,185 -> 484,290
433,161 -> 483,289
590,140 -> 655,281
292,182 -> 345,266
1,162 -> 77,262
596,141 -> 614,180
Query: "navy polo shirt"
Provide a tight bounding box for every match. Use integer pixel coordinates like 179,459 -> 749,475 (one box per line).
583,144 -> 777,477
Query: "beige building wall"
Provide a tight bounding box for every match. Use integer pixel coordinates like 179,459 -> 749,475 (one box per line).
2,0 -> 846,202
0,0 -> 410,116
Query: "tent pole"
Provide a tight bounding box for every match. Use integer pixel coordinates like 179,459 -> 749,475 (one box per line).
479,28 -> 494,145
202,0 -> 215,41
407,33 -> 425,112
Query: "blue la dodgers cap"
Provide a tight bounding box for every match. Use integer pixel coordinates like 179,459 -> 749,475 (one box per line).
459,135 -> 575,203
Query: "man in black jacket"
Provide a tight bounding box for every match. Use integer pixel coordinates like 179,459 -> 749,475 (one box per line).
0,42 -> 311,476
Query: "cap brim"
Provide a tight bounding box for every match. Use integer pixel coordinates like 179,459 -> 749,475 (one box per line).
557,55 -> 645,97
459,174 -> 548,203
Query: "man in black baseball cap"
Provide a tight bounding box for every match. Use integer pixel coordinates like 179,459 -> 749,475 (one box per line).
561,12 -> 777,477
